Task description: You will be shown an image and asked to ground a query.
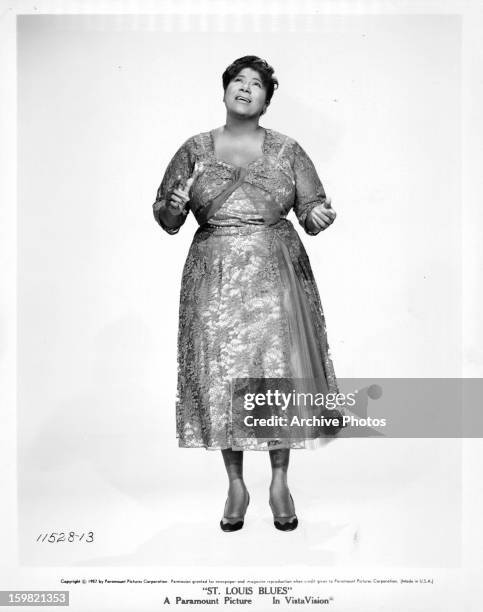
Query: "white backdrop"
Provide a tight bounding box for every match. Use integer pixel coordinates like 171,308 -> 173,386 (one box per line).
16,13 -> 463,572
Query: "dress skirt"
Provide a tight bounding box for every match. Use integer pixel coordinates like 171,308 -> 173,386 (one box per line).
176,219 -> 338,450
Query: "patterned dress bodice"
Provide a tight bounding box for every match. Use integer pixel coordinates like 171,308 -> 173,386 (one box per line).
153,128 -> 327,236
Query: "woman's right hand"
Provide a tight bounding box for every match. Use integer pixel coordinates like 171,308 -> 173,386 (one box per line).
166,176 -> 197,215
165,183 -> 190,216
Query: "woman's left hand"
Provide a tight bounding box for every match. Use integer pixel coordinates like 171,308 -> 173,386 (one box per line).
308,197 -> 337,231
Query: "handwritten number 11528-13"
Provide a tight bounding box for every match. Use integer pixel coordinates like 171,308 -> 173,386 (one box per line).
36,532 -> 94,543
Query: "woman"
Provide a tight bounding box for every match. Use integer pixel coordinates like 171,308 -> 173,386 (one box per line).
153,56 -> 337,532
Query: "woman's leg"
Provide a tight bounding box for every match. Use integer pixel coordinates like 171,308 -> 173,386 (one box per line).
269,448 -> 296,521
221,449 -> 249,521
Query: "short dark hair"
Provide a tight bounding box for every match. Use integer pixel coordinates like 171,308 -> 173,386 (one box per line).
222,56 -> 279,107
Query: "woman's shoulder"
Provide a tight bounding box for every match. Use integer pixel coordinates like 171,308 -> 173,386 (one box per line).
169,132 -> 211,163
176,132 -> 202,148
264,129 -> 306,166
176,131 -> 213,155
268,129 -> 320,162
265,127 -> 295,143
264,128 -> 300,153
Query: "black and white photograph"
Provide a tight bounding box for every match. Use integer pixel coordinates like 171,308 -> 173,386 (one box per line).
1,1 -> 482,610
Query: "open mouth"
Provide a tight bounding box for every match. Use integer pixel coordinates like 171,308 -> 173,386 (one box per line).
235,96 -> 251,103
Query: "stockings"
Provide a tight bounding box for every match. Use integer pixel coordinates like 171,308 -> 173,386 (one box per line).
221,448 -> 296,524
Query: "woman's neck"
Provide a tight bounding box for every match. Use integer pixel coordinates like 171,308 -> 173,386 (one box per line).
223,114 -> 262,136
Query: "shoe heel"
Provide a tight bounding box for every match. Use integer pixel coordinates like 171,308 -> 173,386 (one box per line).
220,491 -> 250,532
269,492 -> 298,532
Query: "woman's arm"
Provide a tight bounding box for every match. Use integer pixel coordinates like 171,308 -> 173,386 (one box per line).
152,137 -> 194,235
292,140 -> 331,236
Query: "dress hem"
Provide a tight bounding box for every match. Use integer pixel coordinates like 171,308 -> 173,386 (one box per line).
177,437 -> 335,451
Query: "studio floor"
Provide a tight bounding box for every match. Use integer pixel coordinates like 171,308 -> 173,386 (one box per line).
18,438 -> 461,568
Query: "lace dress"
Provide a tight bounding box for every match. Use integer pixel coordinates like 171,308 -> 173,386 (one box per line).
153,128 -> 338,450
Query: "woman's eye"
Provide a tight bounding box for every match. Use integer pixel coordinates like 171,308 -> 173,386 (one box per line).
232,77 -> 262,87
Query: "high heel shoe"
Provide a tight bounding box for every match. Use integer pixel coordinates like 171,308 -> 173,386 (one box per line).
220,491 -> 250,532
269,492 -> 298,531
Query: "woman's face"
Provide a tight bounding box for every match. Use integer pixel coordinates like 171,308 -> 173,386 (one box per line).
224,67 -> 268,118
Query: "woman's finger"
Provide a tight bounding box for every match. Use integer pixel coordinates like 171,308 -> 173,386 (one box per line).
311,210 -> 331,224
315,207 -> 336,223
168,200 -> 184,210
167,201 -> 182,211
314,203 -> 333,217
312,216 -> 330,228
312,206 -> 330,218
172,193 -> 189,204
173,188 -> 189,198
167,201 -> 185,214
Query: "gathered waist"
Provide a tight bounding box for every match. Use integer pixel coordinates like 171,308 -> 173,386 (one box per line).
196,217 -> 292,236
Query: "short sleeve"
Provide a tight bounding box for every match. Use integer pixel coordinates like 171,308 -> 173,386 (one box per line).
152,137 -> 195,235
292,140 -> 327,236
